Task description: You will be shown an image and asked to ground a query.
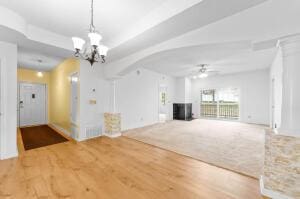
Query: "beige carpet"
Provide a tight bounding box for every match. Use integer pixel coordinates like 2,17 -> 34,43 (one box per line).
123,119 -> 266,178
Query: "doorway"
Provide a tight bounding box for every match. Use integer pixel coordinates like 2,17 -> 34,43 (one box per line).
159,85 -> 168,122
70,72 -> 79,125
19,82 -> 47,127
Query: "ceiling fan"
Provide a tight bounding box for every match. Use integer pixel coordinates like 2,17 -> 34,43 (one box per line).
191,64 -> 219,79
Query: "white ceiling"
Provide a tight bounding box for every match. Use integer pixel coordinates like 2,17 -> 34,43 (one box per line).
111,0 -> 300,78
138,42 -> 276,77
1,0 -> 299,76
0,0 -> 166,45
107,0 -> 268,61
18,48 -> 63,71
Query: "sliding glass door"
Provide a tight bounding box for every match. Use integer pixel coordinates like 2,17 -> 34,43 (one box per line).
200,89 -> 217,118
200,88 -> 239,120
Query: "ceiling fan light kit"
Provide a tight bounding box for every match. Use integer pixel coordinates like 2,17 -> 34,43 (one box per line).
198,73 -> 208,78
191,64 -> 211,79
71,0 -> 108,66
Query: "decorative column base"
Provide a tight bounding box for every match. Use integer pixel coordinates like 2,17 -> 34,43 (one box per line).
260,130 -> 300,199
104,113 -> 121,138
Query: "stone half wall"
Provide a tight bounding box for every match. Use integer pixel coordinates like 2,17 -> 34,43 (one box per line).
263,131 -> 300,198
104,113 -> 121,138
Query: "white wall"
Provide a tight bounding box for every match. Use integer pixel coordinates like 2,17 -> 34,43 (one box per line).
191,69 -> 270,125
79,60 -> 110,141
115,68 -> 175,130
174,77 -> 192,103
174,78 -> 186,103
269,47 -> 283,129
0,41 -> 18,159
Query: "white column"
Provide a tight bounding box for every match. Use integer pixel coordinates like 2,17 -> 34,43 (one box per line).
104,79 -> 121,138
278,34 -> 300,136
108,80 -> 117,113
0,41 -> 18,159
112,80 -> 116,113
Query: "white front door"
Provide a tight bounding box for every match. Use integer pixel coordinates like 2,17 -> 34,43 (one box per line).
19,83 -> 46,127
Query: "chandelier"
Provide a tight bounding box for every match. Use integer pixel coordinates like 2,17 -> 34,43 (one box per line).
71,0 -> 108,66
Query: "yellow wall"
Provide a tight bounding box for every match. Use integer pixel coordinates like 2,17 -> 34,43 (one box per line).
18,58 -> 79,128
18,68 -> 50,84
17,68 -> 51,121
49,58 -> 79,128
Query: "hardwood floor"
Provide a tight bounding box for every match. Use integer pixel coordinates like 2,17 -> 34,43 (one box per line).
0,136 -> 264,198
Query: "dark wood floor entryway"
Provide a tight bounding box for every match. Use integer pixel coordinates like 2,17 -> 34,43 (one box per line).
20,125 -> 68,150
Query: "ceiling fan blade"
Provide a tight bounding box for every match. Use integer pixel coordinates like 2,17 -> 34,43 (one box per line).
207,71 -> 219,74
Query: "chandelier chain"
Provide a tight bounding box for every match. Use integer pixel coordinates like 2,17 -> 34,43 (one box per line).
90,0 -> 95,32
72,0 -> 107,65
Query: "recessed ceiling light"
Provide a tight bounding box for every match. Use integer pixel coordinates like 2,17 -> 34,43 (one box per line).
37,72 -> 43,77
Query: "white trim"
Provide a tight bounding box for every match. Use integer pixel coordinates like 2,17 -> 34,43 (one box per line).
277,128 -> 300,138
0,59 -> 18,160
75,137 -> 87,142
49,123 -> 72,137
260,176 -> 292,199
69,72 -> 79,125
0,43 -> 18,160
113,80 -> 116,113
103,132 -> 122,138
0,59 -> 6,159
1,150 -> 18,160
158,84 -> 169,122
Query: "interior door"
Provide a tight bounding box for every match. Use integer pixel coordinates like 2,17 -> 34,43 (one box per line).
19,83 -> 46,127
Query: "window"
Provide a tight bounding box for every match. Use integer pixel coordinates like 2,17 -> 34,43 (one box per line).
200,88 -> 239,119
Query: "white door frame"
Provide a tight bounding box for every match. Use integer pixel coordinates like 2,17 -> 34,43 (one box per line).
18,81 -> 48,127
158,84 -> 169,122
0,59 -> 5,158
69,72 -> 79,125
271,78 -> 275,128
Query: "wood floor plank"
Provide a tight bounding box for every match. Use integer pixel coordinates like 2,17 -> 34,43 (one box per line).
82,139 -> 228,198
0,136 -> 264,198
90,137 -> 256,198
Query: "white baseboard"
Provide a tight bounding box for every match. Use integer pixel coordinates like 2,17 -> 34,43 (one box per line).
103,132 -> 122,138
49,123 -> 71,137
75,137 -> 87,142
260,176 -> 292,199
1,150 -> 18,160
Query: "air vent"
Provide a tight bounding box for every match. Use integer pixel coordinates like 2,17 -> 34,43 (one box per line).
85,125 -> 102,139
